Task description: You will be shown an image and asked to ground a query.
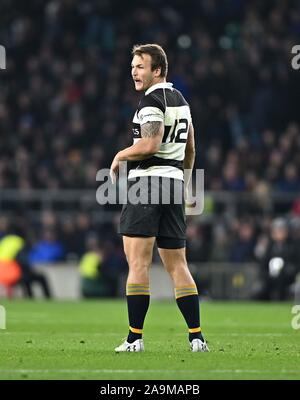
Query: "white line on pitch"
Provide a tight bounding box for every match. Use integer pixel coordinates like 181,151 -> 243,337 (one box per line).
0,369 -> 299,374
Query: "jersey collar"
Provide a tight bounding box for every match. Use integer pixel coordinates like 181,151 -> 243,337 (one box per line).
145,82 -> 173,95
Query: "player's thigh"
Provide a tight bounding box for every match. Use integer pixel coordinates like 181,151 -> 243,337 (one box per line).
158,246 -> 187,272
158,246 -> 195,285
123,235 -> 156,269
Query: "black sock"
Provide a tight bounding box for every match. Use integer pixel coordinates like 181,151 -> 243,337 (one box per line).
126,284 -> 150,343
175,287 -> 204,342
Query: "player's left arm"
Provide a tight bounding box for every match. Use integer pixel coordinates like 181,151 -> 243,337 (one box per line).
110,121 -> 164,182
117,121 -> 164,161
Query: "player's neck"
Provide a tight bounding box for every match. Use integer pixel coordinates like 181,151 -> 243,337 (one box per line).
153,77 -> 166,85
146,78 -> 166,91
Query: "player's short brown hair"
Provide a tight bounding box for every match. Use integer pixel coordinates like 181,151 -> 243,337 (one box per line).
132,44 -> 168,77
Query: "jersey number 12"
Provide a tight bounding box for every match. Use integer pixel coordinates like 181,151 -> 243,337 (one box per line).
162,118 -> 188,143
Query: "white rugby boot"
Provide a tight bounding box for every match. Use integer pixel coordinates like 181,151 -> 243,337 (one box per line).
190,338 -> 209,352
115,338 -> 144,353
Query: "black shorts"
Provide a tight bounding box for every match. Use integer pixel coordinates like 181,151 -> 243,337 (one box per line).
119,177 -> 186,249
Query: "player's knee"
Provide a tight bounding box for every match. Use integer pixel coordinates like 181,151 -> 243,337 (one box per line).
128,258 -> 150,272
164,260 -> 186,274
128,260 -> 149,282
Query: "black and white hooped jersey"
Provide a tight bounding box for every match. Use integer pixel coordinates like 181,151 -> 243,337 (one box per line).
129,82 -> 192,180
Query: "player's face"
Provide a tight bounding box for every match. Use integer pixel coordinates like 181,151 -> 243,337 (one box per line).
131,54 -> 159,92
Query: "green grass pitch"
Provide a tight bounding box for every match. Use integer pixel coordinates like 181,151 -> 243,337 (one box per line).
0,299 -> 299,380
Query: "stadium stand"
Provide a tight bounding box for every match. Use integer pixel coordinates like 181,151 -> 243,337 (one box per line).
1,0 -> 300,298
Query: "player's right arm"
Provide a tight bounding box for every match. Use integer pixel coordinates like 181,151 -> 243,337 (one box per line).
184,122 -> 195,190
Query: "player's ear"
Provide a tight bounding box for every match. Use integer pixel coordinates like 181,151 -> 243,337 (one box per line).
154,67 -> 161,77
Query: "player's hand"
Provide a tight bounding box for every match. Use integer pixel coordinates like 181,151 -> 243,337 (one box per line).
110,155 -> 120,184
185,188 -> 195,208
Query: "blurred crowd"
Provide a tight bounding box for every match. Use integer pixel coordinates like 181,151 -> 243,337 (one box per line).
0,0 -> 299,191
0,211 -> 124,263
1,209 -> 300,267
1,0 -> 300,280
